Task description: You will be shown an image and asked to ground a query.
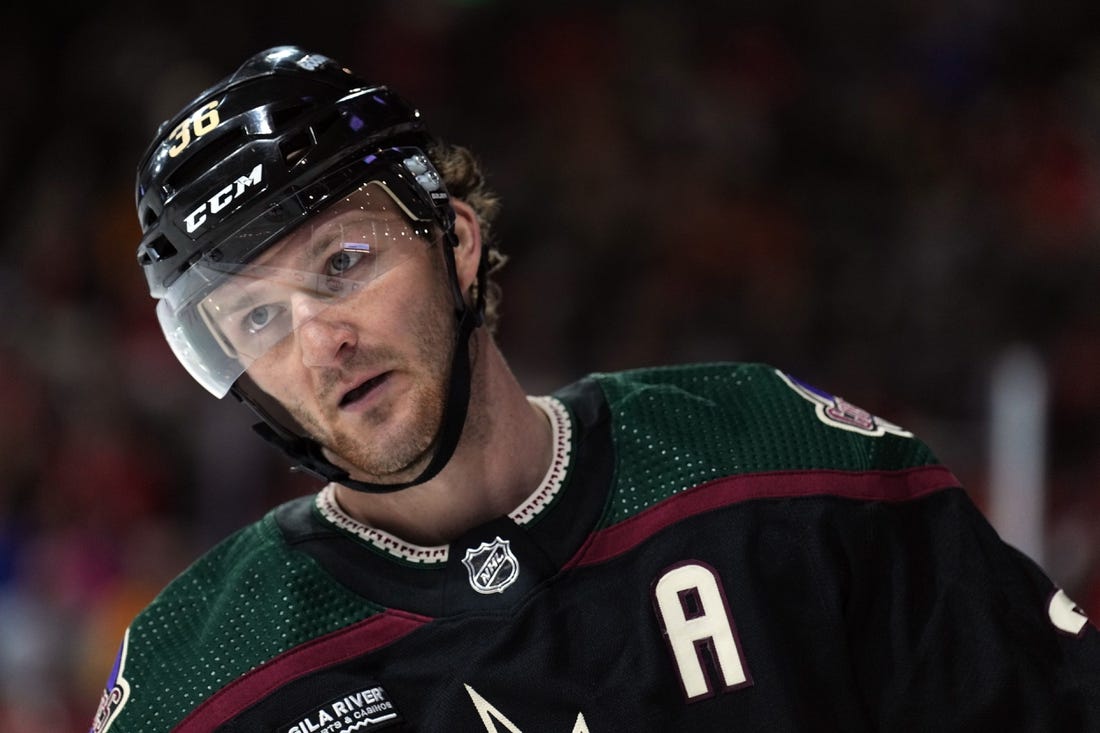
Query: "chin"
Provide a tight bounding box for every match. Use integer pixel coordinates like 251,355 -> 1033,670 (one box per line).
333,413 -> 440,481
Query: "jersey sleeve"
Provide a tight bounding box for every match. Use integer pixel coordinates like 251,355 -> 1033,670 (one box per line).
836,485 -> 1100,730
87,507 -> 380,732
595,362 -> 1099,727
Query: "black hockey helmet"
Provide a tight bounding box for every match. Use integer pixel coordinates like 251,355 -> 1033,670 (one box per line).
135,46 -> 486,492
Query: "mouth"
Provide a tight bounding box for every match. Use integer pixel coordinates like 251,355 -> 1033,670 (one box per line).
339,372 -> 391,409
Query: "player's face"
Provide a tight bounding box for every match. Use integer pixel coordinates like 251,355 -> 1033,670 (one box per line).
204,184 -> 457,482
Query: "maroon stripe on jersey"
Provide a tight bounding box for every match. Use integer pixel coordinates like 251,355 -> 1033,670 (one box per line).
567,465 -> 960,568
173,609 -> 430,732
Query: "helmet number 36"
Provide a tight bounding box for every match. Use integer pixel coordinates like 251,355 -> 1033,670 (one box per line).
168,101 -> 221,158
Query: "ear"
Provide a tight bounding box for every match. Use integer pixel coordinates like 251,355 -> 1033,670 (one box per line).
449,198 -> 483,295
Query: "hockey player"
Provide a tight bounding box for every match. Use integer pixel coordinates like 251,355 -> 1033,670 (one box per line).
92,46 -> 1099,732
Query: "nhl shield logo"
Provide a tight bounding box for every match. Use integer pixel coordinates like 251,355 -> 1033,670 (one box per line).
462,537 -> 520,594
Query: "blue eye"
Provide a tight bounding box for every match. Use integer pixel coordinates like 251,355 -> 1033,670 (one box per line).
245,304 -> 281,333
326,245 -> 370,276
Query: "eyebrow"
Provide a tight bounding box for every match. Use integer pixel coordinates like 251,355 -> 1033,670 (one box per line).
208,280 -> 272,322
280,208 -> 395,267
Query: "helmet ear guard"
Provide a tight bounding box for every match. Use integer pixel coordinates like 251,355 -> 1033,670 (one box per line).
136,46 -> 489,493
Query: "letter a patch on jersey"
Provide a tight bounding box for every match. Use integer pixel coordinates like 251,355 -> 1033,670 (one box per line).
652,562 -> 752,702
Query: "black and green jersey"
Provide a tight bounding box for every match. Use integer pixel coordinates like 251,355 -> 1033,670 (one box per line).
90,363 -> 1100,732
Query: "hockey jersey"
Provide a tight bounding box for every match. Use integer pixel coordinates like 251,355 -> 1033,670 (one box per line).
90,363 -> 1100,732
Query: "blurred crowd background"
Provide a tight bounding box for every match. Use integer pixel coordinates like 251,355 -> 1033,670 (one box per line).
2,1 -> 1099,728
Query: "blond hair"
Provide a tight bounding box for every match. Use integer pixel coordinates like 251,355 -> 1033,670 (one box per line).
429,143 -> 507,332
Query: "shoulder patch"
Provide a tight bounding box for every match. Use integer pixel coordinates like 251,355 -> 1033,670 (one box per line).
776,370 -> 913,438
89,628 -> 131,733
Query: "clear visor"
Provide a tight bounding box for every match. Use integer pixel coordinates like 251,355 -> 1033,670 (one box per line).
157,180 -> 433,397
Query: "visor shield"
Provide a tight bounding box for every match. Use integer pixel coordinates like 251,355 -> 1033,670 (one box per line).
157,180 -> 433,397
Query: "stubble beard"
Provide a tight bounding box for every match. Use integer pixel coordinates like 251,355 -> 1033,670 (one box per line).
292,291 -> 456,484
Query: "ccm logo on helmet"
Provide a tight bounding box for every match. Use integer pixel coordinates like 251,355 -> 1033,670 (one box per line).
184,163 -> 265,236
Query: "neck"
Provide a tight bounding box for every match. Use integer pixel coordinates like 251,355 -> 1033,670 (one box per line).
331,331 -> 553,546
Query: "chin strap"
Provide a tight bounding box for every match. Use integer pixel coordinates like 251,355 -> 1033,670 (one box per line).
235,229 -> 487,494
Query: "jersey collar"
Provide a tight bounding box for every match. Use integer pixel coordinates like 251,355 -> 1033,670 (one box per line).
312,395 -> 574,565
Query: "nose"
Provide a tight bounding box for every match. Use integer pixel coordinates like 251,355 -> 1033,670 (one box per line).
291,292 -> 357,368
